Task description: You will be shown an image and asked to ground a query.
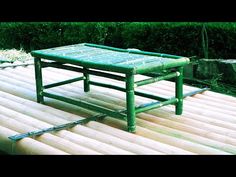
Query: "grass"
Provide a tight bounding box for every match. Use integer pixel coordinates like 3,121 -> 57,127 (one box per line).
184,77 -> 236,97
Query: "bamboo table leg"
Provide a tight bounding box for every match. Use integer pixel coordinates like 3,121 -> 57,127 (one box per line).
83,67 -> 90,92
175,66 -> 183,115
34,58 -> 44,104
126,74 -> 136,132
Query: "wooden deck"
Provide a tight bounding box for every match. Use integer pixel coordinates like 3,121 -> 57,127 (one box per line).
0,64 -> 236,155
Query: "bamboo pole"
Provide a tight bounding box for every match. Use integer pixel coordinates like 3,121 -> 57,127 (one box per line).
136,113 -> 236,146
0,105 -> 134,155
151,79 -> 236,106
0,125 -> 68,155
86,90 -> 236,137
0,75 -> 92,119
17,66 -> 236,131
186,96 -> 236,113
0,114 -> 101,155
0,82 -> 184,153
85,88 -> 235,152
36,77 -> 234,152
84,121 -> 193,154
134,81 -> 236,116
44,65 -> 236,104
0,92 -> 162,155
89,90 -> 236,135
0,97 -> 159,155
86,72 -> 236,129
60,71 -> 236,130
97,74 -> 236,133
181,111 -> 236,131
89,75 -> 236,123
87,84 -> 236,133
202,91 -> 236,103
42,65 -> 235,107
2,66 -> 236,130
192,94 -> 236,108
86,78 -> 236,129
70,124 -> 163,154
0,73 -> 102,122
135,118 -> 236,154
84,87 -> 234,131
7,67 -> 236,121
2,68 -> 236,135
158,79 -> 236,103
1,66 -> 236,153
19,65 -> 236,106
0,79 -> 232,154
98,117 -> 230,154
0,99 -> 180,155
0,76 -> 191,154
140,106 -> 236,139
126,78 -> 236,116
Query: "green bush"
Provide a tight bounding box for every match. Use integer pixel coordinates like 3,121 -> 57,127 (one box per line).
0,22 -> 236,59
0,22 -> 62,50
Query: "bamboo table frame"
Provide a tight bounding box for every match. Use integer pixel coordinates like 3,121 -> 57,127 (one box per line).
31,43 -> 190,133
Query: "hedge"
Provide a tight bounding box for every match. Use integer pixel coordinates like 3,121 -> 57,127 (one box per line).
0,22 -> 236,59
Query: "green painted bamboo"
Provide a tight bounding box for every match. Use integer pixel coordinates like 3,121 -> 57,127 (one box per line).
128,50 -> 182,59
9,114 -> 106,141
31,52 -> 133,74
85,68 -> 126,81
34,58 -> 44,104
134,91 -> 168,102
0,59 -> 11,63
89,80 -> 126,92
134,72 -> 179,87
84,43 -> 182,59
140,72 -> 165,78
83,68 -> 90,92
31,43 -> 191,132
42,62 -> 126,81
42,91 -> 126,120
182,87 -> 210,98
126,74 -> 136,133
89,80 -> 168,102
135,98 -> 178,114
41,61 -> 63,68
86,69 -> 126,81
135,57 -> 190,74
84,43 -> 127,52
175,66 -> 183,115
43,76 -> 85,89
32,44 -> 190,75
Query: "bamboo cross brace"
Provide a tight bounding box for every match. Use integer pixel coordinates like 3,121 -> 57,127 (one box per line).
8,114 -> 107,141
134,71 -> 179,87
43,76 -> 85,89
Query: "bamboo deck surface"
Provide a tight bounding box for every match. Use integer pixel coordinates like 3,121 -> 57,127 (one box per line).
0,65 -> 236,155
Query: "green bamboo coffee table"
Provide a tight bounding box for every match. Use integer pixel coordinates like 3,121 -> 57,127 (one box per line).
31,43 -> 190,132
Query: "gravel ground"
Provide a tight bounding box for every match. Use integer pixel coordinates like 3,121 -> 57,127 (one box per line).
0,49 -> 33,64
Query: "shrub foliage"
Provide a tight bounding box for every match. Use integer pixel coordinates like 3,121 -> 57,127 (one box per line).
0,22 -> 235,59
